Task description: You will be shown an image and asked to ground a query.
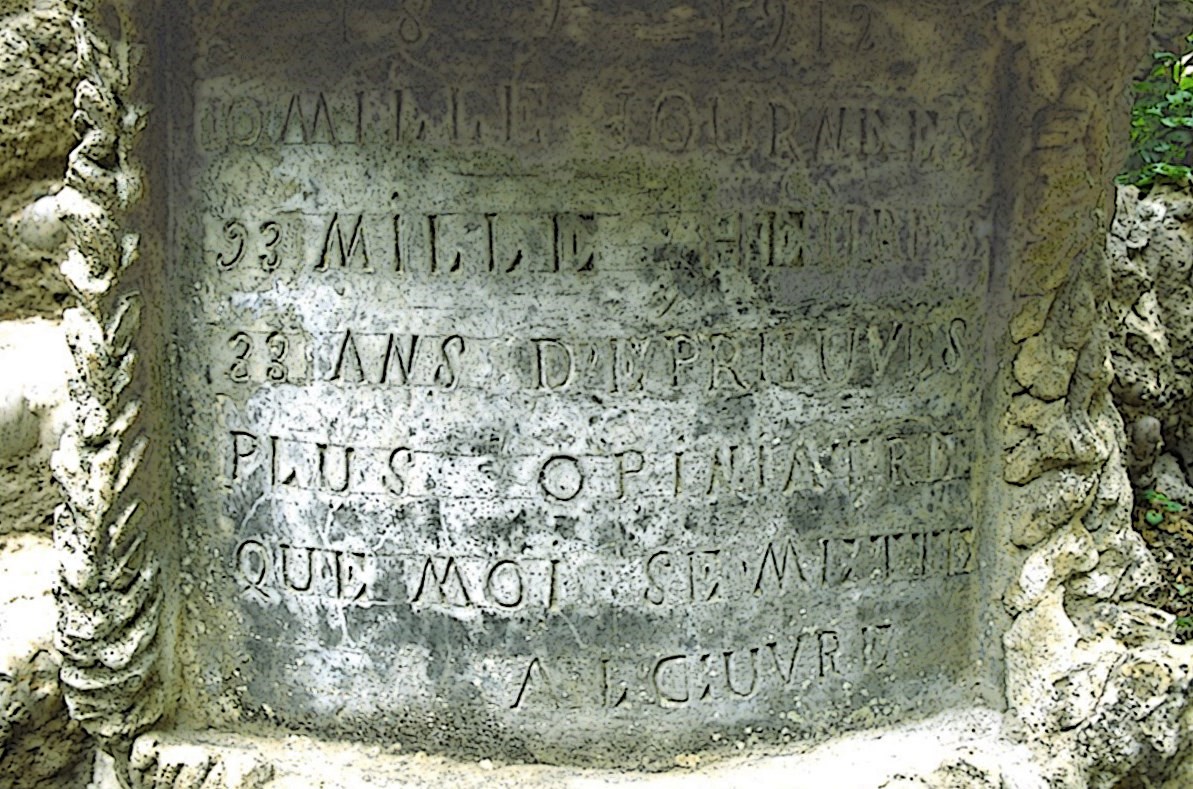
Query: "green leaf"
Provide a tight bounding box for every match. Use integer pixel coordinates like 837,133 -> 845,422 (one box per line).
1156,163 -> 1192,179
1121,45 -> 1193,191
1146,510 -> 1165,526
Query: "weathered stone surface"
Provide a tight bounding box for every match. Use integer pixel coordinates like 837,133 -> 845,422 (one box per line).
992,0 -> 1193,777
50,0 -> 168,761
1,176 -> 72,319
94,708 -> 1048,789
43,0 -> 1193,787
1151,0 -> 1193,57
0,2 -> 74,319
162,0 -> 995,767
121,734 -> 273,789
0,3 -> 73,185
0,318 -> 72,534
1110,186 -> 1193,488
0,532 -> 92,788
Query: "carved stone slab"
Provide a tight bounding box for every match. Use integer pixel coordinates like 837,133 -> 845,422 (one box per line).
156,0 -> 1000,765
68,0 -> 1193,785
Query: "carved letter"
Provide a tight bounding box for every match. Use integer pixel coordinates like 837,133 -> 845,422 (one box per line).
336,551 -> 370,601
317,444 -> 353,493
767,639 -> 801,685
814,107 -> 845,161
385,447 -> 412,495
236,539 -> 270,597
616,450 -> 644,499
671,334 -> 699,386
782,438 -> 829,494
226,97 -> 263,146
862,623 -> 893,671
330,330 -> 365,382
949,529 -> 974,576
230,431 -> 259,481
652,655 -> 690,705
944,317 -> 966,373
710,334 -> 747,391
381,335 -> 419,385
485,560 -> 525,609
434,335 -> 465,389
769,99 -> 803,161
538,455 -> 584,502
510,657 -> 554,709
711,93 -> 752,155
707,445 -> 738,495
644,551 -> 672,606
280,92 -> 338,144
601,658 -> 629,708
818,631 -> 841,676
280,544 -> 315,592
866,322 -> 904,381
269,435 -> 299,487
818,327 -> 861,383
554,214 -> 598,272
533,338 -> 574,390
653,91 -> 695,153
724,648 -> 760,697
613,337 -> 651,392
317,213 -> 372,272
754,540 -> 809,593
412,556 -> 472,606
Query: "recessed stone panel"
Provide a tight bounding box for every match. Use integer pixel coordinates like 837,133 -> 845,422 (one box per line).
167,0 -> 998,764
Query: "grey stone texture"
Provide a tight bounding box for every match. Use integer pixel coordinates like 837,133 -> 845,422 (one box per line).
168,0 -> 994,767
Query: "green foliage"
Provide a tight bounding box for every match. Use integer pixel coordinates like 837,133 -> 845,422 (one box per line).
1135,489 -> 1193,641
1120,46 -> 1193,191
1144,488 -> 1185,526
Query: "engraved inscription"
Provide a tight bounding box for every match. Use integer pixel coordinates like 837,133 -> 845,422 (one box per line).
326,332 -> 465,388
212,307 -> 972,394
233,527 -> 972,611
509,622 -> 898,710
205,210 -> 988,284
179,0 -> 994,748
198,87 -> 981,168
524,318 -> 968,394
235,539 -> 558,612
217,330 -> 307,384
225,427 -> 973,500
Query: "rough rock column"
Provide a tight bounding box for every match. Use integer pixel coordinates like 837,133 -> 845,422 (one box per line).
998,2 -> 1193,786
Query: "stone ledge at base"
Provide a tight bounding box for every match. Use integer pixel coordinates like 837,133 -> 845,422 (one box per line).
93,709 -> 1048,789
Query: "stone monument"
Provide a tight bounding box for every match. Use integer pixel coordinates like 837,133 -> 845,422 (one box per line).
50,1 -> 1193,786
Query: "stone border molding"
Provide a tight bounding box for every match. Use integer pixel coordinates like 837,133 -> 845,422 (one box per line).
51,0 -> 165,773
